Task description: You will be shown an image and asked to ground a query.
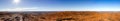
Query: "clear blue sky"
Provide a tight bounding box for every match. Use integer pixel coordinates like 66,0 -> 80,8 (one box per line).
0,0 -> 120,11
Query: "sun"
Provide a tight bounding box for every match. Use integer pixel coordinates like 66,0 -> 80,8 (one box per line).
13,0 -> 21,4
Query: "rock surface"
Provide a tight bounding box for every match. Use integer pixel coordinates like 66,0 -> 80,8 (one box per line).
0,11 -> 120,21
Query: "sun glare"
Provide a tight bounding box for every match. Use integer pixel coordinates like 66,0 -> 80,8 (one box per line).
13,0 -> 20,4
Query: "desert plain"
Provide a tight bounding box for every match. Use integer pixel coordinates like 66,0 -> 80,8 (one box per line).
0,11 -> 120,21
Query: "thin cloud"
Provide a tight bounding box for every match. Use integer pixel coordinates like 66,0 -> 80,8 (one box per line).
0,7 -> 39,11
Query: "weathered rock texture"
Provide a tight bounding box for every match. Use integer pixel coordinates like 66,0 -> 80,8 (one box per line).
0,11 -> 120,21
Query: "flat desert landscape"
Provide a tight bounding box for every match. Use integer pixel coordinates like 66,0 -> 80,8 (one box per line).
0,11 -> 120,21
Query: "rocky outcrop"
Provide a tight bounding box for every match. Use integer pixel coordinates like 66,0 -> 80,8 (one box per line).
0,11 -> 120,21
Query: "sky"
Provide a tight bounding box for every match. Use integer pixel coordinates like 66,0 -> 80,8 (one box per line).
0,0 -> 120,11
